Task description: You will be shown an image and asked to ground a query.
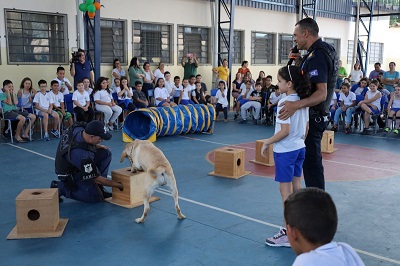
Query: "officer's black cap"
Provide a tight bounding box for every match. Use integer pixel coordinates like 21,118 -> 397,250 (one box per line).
85,120 -> 112,140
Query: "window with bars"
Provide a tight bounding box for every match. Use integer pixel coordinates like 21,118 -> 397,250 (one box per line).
133,22 -> 172,64
278,34 -> 294,65
88,19 -> 126,64
220,29 -> 243,65
368,42 -> 383,64
5,9 -> 67,64
324,37 -> 341,58
178,26 -> 210,64
347,40 -> 366,64
251,32 -> 276,65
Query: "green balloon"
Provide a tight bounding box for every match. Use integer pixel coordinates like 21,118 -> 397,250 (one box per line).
86,0 -> 94,4
87,4 -> 96,13
79,3 -> 88,12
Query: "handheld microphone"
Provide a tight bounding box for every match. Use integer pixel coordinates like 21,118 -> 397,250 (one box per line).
287,45 -> 299,66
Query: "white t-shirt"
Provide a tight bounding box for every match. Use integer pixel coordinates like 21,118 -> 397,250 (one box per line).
93,89 -> 112,107
339,91 -> 356,106
187,83 -> 196,92
350,70 -> 363,83
292,242 -> 365,266
153,68 -> 165,82
269,92 -> 283,105
85,87 -> 93,96
33,91 -> 54,112
366,90 -> 381,110
164,79 -> 174,95
274,94 -> 309,153
154,87 -> 170,105
53,77 -> 72,95
114,86 -> 133,100
330,91 -> 337,106
216,89 -> 228,108
48,91 -> 64,108
72,90 -> 90,108
181,86 -> 191,100
354,86 -> 367,95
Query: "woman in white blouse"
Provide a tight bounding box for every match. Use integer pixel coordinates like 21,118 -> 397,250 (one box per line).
111,58 -> 126,88
92,77 -> 122,131
153,61 -> 166,82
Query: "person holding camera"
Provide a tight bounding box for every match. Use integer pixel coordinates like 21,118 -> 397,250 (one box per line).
70,50 -> 94,91
181,53 -> 199,80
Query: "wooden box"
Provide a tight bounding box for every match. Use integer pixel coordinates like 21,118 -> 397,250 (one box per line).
321,130 -> 337,153
106,167 -> 159,208
209,148 -> 250,179
7,188 -> 68,239
250,140 -> 274,166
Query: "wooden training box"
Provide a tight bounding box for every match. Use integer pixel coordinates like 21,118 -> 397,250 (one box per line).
7,188 -> 68,239
321,130 -> 337,153
250,140 -> 274,166
106,167 -> 159,208
209,147 -> 250,179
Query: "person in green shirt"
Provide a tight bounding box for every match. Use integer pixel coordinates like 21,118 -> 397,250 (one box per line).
181,53 -> 199,80
0,80 -> 36,142
336,60 -> 348,90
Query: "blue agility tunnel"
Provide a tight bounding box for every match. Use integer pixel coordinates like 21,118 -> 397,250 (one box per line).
122,104 -> 215,142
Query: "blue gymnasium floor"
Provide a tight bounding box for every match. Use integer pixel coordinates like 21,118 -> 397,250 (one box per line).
1,114 -> 400,266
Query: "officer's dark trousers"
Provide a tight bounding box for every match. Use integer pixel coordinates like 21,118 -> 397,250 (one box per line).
303,113 -> 327,190
58,148 -> 112,202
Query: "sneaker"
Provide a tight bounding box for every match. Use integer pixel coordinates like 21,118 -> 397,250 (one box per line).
360,128 -> 369,135
344,127 -> 350,134
384,127 -> 390,132
234,113 -> 239,120
239,119 -> 248,124
331,125 -> 338,132
107,125 -> 114,131
44,134 -> 50,141
265,227 -> 291,247
394,129 -> 399,134
50,129 -> 60,138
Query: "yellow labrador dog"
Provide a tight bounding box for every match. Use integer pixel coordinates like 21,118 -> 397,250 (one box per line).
120,139 -> 186,223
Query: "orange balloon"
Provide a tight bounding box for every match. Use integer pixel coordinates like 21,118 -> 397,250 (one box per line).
93,2 -> 101,10
88,12 -> 95,18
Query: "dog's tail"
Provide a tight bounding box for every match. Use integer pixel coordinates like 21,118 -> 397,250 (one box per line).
149,166 -> 168,186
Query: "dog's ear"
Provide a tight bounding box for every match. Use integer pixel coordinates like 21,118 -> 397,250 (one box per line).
120,150 -> 127,163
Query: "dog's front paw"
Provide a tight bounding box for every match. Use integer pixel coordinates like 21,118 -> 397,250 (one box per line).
178,213 -> 186,220
131,167 -> 138,173
135,217 -> 144,223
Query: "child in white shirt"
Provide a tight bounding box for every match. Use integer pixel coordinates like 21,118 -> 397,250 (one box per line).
262,65 -> 310,247
332,82 -> 356,134
53,66 -> 73,95
179,79 -> 195,105
359,79 -> 382,134
154,78 -> 177,107
72,80 -> 94,123
33,80 -> 60,140
49,80 -> 73,128
215,81 -> 228,122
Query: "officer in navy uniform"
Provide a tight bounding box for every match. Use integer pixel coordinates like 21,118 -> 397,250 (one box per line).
52,120 -> 123,202
278,17 -> 338,190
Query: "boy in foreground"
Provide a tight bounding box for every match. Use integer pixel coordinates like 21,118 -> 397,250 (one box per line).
285,188 -> 364,266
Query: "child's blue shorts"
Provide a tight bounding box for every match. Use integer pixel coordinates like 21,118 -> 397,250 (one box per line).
274,147 -> 305,183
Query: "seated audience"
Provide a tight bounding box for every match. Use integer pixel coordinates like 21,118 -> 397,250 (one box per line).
384,86 -> 400,134
154,78 -> 176,107
331,82 -> 356,134
239,82 -> 263,125
72,79 -> 94,123
53,66 -> 73,95
49,80 -> 73,128
17,77 -> 36,111
133,81 -> 151,108
192,81 -> 207,104
178,78 -> 195,105
173,76 -> 183,104
359,79 -> 382,135
215,81 -> 228,122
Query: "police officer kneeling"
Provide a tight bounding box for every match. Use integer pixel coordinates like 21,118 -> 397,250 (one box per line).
52,120 -> 123,202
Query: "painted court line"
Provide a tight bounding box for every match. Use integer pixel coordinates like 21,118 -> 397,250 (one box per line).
8,143 -> 400,265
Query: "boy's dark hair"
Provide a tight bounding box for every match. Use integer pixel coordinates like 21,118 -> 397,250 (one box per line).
218,80 -> 225,85
82,77 -> 90,82
255,82 -> 262,87
194,81 -> 201,85
278,65 -> 311,99
50,80 -> 59,86
76,79 -> 84,85
38,79 -> 47,86
284,188 -> 338,245
174,76 -> 181,81
266,75 -> 273,80
189,75 -> 196,79
341,82 -> 350,89
3,79 -> 12,87
135,81 -> 143,86
164,71 -> 171,76
241,60 -> 248,67
57,66 -> 65,73
370,79 -> 380,86
195,74 -> 202,78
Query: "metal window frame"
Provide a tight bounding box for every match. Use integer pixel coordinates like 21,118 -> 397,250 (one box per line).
177,24 -> 211,65
324,37 -> 341,58
88,17 -> 127,65
251,31 -> 276,65
278,33 -> 294,65
132,20 -> 173,65
220,29 -> 244,65
4,9 -> 69,65
368,42 -> 383,64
